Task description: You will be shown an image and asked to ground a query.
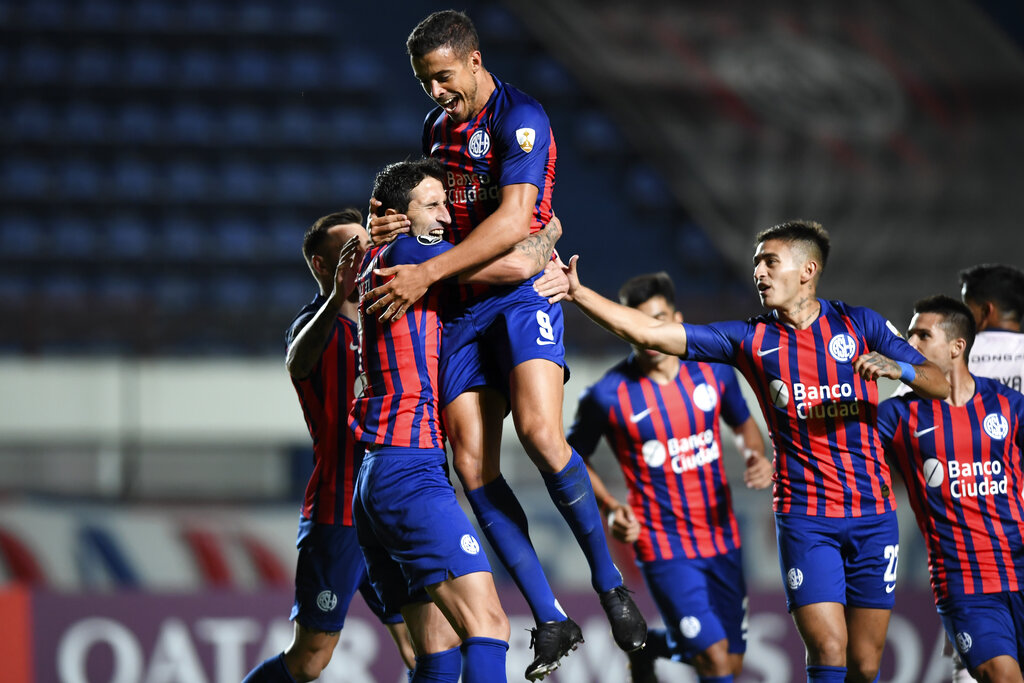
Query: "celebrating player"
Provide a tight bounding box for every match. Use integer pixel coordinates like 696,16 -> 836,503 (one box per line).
365,10 -> 645,679
567,272 -> 772,683
242,210 -> 414,683
878,295 -> 1024,683
960,264 -> 1024,392
557,220 -> 950,682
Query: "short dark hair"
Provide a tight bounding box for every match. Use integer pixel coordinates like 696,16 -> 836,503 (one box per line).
406,10 -> 479,59
914,294 -> 977,358
755,219 -> 831,270
959,264 -> 1024,322
618,272 -> 676,309
371,158 -> 445,216
303,208 -> 362,263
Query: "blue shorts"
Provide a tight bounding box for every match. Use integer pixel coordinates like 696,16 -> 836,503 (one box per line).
439,276 -> 567,408
353,447 -> 492,615
775,511 -> 899,611
938,591 -> 1024,671
640,548 -> 748,661
289,517 -> 401,631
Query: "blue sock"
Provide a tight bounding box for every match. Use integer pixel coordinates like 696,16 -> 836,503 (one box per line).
541,450 -> 622,592
699,676 -> 733,683
806,665 -> 846,681
411,646 -> 461,682
461,636 -> 508,683
242,653 -> 295,683
465,476 -> 565,623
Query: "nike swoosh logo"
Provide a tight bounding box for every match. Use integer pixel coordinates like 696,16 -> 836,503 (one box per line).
757,346 -> 782,357
629,408 -> 652,423
349,342 -> 360,351
536,338 -> 556,346
885,583 -> 896,593
914,426 -> 938,438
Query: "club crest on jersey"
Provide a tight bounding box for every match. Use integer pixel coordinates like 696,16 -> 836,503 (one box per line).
316,590 -> 338,612
827,333 -> 858,362
468,129 -> 490,158
460,534 -> 481,555
515,127 -> 535,153
983,413 -> 1009,440
692,383 -> 719,412
641,440 -> 667,468
922,458 -> 944,487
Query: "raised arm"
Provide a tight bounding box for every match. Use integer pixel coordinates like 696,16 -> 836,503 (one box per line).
563,255 -> 690,357
285,236 -> 364,379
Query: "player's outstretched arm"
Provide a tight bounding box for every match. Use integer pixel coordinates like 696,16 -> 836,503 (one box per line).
286,236 -> 366,378
365,184 -> 536,322
563,255 -> 689,357
461,215 -> 562,285
852,353 -> 950,400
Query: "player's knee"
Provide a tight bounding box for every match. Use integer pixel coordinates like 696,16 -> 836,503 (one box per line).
477,601 -> 511,641
806,634 -> 846,666
692,639 -> 732,676
284,647 -> 333,683
517,423 -> 568,466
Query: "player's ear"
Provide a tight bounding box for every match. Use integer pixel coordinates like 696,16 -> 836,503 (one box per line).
800,258 -> 818,285
672,310 -> 684,324
950,336 -> 967,361
384,208 -> 399,216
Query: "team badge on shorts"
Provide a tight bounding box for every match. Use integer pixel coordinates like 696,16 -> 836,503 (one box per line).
680,616 -> 702,639
460,534 -> 481,555
827,333 -> 857,362
787,567 -> 804,590
468,129 -> 490,158
316,590 -> 338,612
983,413 -> 1009,440
956,631 -> 973,653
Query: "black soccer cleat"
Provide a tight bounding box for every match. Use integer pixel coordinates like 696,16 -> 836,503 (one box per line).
525,617 -> 585,681
599,585 -> 648,653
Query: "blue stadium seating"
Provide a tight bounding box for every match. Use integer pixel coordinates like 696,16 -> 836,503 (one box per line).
51,216 -> 99,258
114,157 -> 157,201
18,41 -> 63,83
60,157 -> 103,200
0,215 -> 43,257
12,101 -> 56,142
105,213 -> 152,257
116,103 -> 161,143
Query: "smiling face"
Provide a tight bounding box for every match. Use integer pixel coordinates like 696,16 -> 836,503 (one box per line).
404,176 -> 450,239
752,238 -> 814,310
411,45 -> 485,124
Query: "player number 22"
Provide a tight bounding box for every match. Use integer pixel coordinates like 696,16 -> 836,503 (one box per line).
883,544 -> 899,583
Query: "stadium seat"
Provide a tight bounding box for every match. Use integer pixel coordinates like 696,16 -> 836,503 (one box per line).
51,216 -> 99,258
59,157 -> 103,200
284,51 -> 325,89
2,157 -> 50,199
273,162 -> 316,202
0,215 -> 43,257
230,48 -> 274,87
41,273 -> 89,304
114,157 -> 157,201
70,44 -> 118,86
213,217 -> 259,259
0,274 -> 31,306
160,214 -> 207,259
237,1 -> 277,33
179,48 -> 222,87
75,0 -> 121,29
12,100 -> 56,142
182,0 -> 224,30
105,213 -> 153,257
127,0 -> 174,31
24,0 -> 68,28
220,160 -> 264,201
166,160 -> 210,201
223,105 -> 267,145
335,49 -> 380,90
210,273 -> 261,310
153,274 -> 203,310
169,103 -> 215,144
116,103 -> 161,143
277,104 -> 317,144
64,101 -> 107,143
269,273 -> 315,312
17,41 -> 63,83
124,45 -> 169,86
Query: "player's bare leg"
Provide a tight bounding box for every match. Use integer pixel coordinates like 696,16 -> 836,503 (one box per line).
792,602 -> 848,680
845,606 -> 890,682
445,387 -> 583,679
401,599 -> 464,682
690,638 -> 735,679
281,623 -> 340,682
427,571 -> 511,683
970,655 -> 1024,683
510,358 -> 647,652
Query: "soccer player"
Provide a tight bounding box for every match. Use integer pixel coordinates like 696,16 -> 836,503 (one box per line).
567,272 -> 773,683
960,264 -> 1024,393
364,9 -> 646,678
878,295 -> 1024,683
242,209 -> 414,683
555,220 -> 950,683
350,157 -> 565,683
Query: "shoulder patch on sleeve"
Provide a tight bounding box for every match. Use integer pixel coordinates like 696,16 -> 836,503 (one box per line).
885,319 -> 904,338
515,127 -> 535,153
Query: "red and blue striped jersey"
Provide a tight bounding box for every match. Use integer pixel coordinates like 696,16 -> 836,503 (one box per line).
350,235 -> 450,450
684,299 -> 925,518
286,297 -> 363,526
878,377 -> 1024,602
422,75 -> 556,300
568,356 -> 751,562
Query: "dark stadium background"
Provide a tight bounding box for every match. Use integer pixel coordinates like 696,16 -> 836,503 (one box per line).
1,1 -> 1022,681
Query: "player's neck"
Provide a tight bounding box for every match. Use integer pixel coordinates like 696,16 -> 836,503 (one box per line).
339,298 -> 358,322
641,355 -> 680,385
946,364 -> 976,407
775,293 -> 820,329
